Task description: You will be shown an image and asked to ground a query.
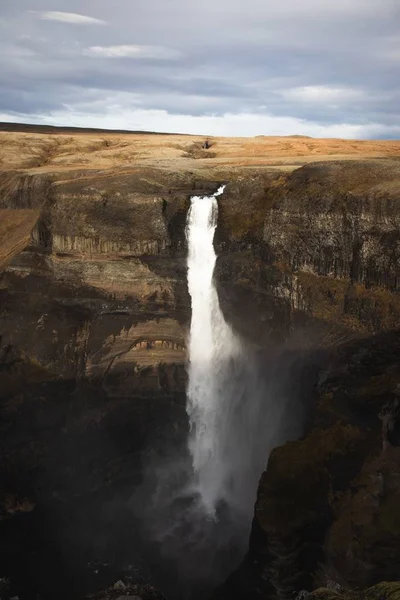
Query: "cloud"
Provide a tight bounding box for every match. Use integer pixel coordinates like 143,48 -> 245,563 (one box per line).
281,85 -> 366,104
2,102 -> 400,139
33,11 -> 107,25
0,0 -> 398,137
83,45 -> 182,59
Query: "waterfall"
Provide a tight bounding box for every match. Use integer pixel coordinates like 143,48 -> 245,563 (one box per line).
186,186 -> 242,515
132,186 -> 304,598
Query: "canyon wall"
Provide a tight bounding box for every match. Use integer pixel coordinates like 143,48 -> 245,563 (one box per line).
213,160 -> 400,599
1,135 -> 400,599
216,161 -> 400,344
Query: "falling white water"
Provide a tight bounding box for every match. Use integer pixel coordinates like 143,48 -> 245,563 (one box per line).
186,186 -> 242,515
132,187 -> 305,593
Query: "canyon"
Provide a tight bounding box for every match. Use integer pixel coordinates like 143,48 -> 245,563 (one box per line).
0,124 -> 400,600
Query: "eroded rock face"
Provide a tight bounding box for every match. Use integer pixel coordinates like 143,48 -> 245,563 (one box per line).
216,331 -> 400,600
1,134 -> 400,600
210,161 -> 400,600
0,167 -> 215,599
82,579 -> 166,600
216,160 -> 400,343
300,581 -> 400,600
0,169 -> 201,391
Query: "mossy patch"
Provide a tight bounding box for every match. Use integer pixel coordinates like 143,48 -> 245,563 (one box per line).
256,423 -> 366,532
346,284 -> 400,332
294,272 -> 400,334
309,582 -> 400,600
366,582 -> 400,600
297,272 -> 349,323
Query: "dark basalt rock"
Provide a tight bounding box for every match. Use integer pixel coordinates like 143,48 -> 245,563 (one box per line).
83,580 -> 166,600
1,156 -> 400,600
215,160 -> 400,344
302,581 -> 400,600
215,330 -> 400,599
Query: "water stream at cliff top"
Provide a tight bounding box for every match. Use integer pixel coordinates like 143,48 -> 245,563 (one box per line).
186,186 -> 243,515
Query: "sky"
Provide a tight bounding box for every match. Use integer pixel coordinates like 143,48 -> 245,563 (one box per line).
0,0 -> 399,138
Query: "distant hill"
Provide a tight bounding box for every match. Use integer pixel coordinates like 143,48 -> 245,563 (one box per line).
0,122 -> 181,135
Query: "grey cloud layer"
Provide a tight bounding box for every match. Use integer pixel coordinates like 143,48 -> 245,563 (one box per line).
0,0 -> 399,136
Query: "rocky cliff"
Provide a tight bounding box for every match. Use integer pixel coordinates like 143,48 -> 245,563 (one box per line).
216,160 -> 400,344
213,162 -> 400,600
0,127 -> 400,599
0,136 -> 218,598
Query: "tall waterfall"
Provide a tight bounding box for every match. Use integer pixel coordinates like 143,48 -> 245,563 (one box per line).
186,186 -> 242,515
132,186 -> 304,598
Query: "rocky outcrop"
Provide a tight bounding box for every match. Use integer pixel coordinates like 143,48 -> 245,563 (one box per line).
216,161 -> 400,343
211,161 -> 400,600
0,169 -> 200,392
0,342 -> 188,599
0,166 -> 206,599
216,330 -> 400,600
84,580 -> 166,600
303,582 -> 400,600
0,209 -> 40,269
263,162 -> 400,289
